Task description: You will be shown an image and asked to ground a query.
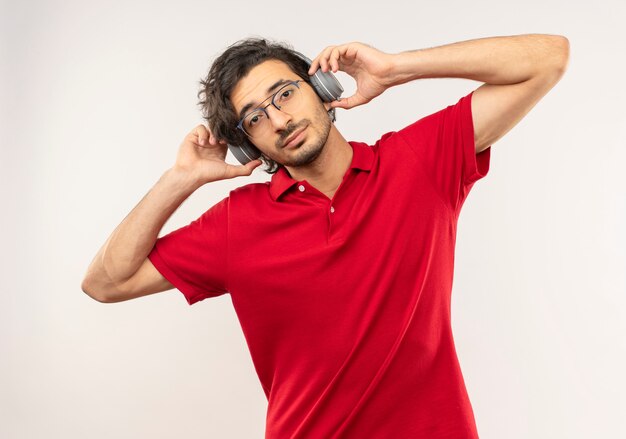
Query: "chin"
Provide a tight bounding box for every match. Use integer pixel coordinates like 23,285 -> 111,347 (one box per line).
279,113 -> 331,167
285,138 -> 326,167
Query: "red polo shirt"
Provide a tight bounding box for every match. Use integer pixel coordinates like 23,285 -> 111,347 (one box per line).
148,90 -> 490,438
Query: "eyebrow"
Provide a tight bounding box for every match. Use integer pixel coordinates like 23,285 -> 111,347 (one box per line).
238,78 -> 293,119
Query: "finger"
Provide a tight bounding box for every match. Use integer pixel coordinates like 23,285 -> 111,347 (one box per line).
330,47 -> 340,72
193,124 -> 209,145
322,47 -> 334,72
309,44 -> 348,74
208,132 -> 218,145
319,46 -> 336,72
335,44 -> 357,69
245,159 -> 263,173
330,94 -> 368,110
308,56 -> 319,75
196,134 -> 227,150
308,47 -> 326,75
224,159 -> 262,179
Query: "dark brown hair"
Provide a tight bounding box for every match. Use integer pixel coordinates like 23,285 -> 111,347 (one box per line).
197,37 -> 325,174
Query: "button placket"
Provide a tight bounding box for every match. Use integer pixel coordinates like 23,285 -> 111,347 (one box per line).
326,199 -> 337,244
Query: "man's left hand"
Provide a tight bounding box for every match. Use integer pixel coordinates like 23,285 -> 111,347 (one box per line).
308,42 -> 395,110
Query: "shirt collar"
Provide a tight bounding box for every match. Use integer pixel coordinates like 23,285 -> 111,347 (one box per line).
269,141 -> 375,201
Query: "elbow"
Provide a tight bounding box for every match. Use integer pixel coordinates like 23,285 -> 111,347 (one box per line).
81,276 -> 113,303
537,36 -> 569,84
552,35 -> 570,73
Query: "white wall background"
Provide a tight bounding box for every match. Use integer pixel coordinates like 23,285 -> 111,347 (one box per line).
2,0 -> 624,437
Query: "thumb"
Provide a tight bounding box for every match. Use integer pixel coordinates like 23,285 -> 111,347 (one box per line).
245,159 -> 263,173
223,159 -> 262,180
330,94 -> 368,110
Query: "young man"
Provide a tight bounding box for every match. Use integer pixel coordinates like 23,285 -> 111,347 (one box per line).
82,35 -> 569,438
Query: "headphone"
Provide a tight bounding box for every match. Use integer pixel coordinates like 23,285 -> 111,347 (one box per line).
227,52 -> 344,165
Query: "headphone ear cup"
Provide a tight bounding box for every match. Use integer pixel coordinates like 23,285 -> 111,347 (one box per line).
293,52 -> 344,102
311,69 -> 344,102
228,142 -> 262,165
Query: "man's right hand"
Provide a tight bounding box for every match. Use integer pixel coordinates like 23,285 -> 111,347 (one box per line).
173,124 -> 262,185
82,124 -> 261,303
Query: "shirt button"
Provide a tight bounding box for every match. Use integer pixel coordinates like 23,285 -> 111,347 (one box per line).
298,184 -> 305,192
330,206 -> 335,213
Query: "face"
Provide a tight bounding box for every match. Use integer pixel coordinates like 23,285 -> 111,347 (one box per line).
230,60 -> 332,168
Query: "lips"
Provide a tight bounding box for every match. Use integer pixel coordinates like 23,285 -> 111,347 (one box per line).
282,126 -> 307,149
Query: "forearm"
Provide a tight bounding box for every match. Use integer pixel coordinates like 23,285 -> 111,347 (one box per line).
389,33 -> 569,86
84,168 -> 201,288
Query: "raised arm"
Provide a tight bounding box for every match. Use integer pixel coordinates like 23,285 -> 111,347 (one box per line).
309,34 -> 570,153
81,125 -> 262,303
384,34 -> 570,153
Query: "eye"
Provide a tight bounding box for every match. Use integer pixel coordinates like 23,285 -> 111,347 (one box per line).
245,110 -> 266,128
276,85 -> 296,103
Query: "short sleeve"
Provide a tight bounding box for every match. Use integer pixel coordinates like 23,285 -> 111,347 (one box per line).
148,196 -> 229,305
397,90 -> 491,213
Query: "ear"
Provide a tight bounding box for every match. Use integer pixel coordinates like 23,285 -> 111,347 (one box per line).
326,107 -> 336,123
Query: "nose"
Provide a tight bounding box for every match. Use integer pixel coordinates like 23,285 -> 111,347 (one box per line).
266,104 -> 293,131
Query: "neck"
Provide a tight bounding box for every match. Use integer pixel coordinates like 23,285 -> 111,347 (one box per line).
284,126 -> 352,199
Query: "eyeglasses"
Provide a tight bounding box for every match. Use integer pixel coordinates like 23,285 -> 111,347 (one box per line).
237,80 -> 304,138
